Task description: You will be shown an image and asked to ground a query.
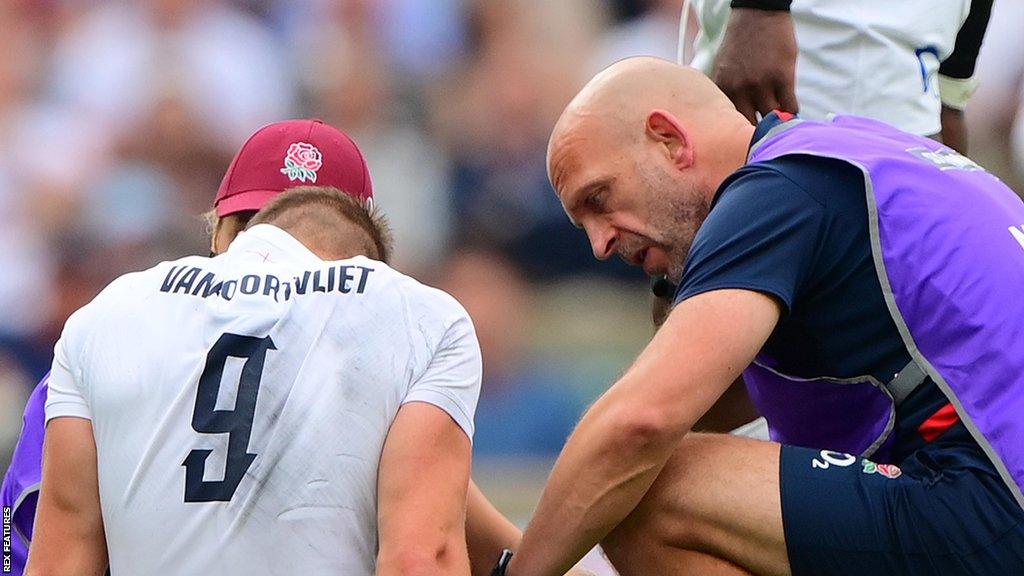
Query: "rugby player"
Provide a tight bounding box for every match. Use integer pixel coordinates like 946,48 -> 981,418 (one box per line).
3,119 -> 522,575
26,185 -> 481,574
690,0 -> 993,152
501,57 -> 1024,575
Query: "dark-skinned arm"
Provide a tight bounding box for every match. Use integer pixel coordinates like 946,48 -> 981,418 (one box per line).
714,1 -> 799,122
937,0 -> 994,153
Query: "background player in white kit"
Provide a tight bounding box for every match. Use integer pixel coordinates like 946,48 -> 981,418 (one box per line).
26,186 -> 481,575
687,0 -> 994,150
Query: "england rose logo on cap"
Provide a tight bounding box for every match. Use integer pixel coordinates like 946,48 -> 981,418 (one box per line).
280,142 -> 323,183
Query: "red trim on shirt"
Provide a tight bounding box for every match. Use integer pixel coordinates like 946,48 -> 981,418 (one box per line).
774,110 -> 796,122
918,403 -> 960,442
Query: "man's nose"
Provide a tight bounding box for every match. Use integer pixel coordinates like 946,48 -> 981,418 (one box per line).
586,223 -> 618,261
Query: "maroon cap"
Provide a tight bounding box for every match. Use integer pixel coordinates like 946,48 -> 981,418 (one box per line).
215,119 -> 373,216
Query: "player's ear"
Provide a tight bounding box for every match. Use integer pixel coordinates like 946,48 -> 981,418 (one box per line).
210,217 -> 225,255
210,215 -> 234,255
646,109 -> 694,170
204,209 -> 221,255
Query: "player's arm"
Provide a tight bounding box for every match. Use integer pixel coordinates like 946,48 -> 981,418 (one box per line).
25,300 -> 109,576
938,0 -> 994,153
507,289 -> 781,576
713,0 -> 799,122
378,304 -> 483,575
25,417 -> 107,576
466,480 -> 522,576
376,402 -> 472,576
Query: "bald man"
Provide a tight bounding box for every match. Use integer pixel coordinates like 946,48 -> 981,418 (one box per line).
501,57 -> 1024,576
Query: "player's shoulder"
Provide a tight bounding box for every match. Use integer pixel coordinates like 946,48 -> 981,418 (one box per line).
71,254 -> 211,324
100,254 -> 210,301
363,258 -> 470,321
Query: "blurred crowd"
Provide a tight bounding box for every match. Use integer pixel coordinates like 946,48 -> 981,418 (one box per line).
1,0 -> 1023,473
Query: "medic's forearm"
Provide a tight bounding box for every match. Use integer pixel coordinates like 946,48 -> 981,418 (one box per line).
509,390 -> 687,576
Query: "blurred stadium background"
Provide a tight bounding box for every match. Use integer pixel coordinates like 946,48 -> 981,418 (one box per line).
1,0 -> 1023,526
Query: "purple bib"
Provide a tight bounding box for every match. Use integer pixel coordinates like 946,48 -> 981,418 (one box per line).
1,377 -> 47,575
743,115 -> 1024,511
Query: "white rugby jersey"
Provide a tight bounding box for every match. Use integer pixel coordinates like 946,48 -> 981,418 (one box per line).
689,0 -> 970,136
45,224 -> 481,575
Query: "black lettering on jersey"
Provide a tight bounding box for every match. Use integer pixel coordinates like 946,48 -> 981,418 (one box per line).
294,271 -> 311,295
240,274 -> 261,295
339,266 -> 354,294
312,270 -> 327,293
162,267 -> 373,300
161,266 -> 186,292
355,267 -> 374,294
191,272 -> 217,297
263,275 -> 281,301
220,280 -> 237,300
173,267 -> 201,294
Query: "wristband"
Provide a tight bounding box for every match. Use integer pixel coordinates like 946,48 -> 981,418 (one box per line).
730,0 -> 792,11
938,74 -> 979,111
490,549 -> 514,576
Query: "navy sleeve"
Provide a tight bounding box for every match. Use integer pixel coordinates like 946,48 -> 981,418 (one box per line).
674,165 -> 826,313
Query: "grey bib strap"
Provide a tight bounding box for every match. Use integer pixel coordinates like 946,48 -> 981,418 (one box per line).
887,360 -> 928,405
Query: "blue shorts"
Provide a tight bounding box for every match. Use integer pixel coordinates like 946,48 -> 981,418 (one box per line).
780,438 -> 1024,575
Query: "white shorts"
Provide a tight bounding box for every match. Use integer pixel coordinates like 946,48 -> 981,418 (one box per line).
690,0 -> 972,135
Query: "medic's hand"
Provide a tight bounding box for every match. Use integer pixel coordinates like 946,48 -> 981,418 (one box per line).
712,8 -> 799,123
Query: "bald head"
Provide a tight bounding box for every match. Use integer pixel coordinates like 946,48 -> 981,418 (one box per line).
546,57 -> 754,282
548,57 -> 741,185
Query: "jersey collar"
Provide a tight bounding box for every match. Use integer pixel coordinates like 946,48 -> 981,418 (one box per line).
225,224 -> 323,265
748,110 -> 800,158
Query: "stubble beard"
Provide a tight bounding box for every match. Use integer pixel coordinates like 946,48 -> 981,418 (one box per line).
654,193 -> 711,284
635,161 -> 713,284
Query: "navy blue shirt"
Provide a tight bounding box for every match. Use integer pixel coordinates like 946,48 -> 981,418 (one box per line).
674,113 -> 980,463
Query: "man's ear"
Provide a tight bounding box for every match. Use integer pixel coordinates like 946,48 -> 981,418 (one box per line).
646,109 -> 694,170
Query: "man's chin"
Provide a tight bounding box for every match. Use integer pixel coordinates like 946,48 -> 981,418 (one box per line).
641,256 -> 683,284
663,264 -> 684,286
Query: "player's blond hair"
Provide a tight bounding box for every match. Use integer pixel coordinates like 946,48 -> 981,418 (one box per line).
247,186 -> 393,263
